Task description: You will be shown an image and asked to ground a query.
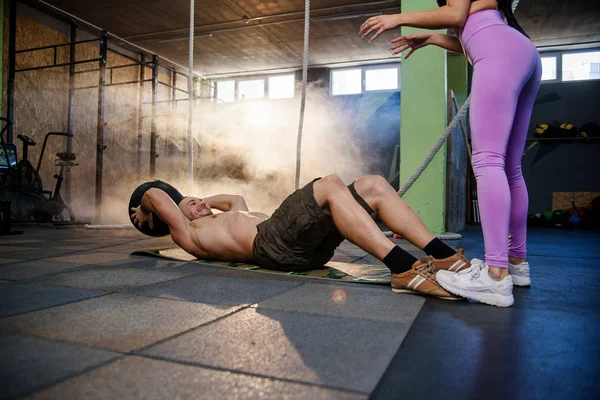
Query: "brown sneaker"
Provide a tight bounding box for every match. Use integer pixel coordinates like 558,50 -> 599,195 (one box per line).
391,257 -> 462,300
429,249 -> 470,272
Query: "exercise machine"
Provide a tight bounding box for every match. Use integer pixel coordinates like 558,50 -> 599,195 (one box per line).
0,117 -> 86,225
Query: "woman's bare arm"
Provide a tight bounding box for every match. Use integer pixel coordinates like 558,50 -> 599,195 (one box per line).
399,0 -> 472,29
400,0 -> 497,29
360,0 -> 497,42
430,33 -> 464,53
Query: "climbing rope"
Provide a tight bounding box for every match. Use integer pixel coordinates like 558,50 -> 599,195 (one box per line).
294,0 -> 310,190
187,0 -> 195,185
289,0 -> 473,238
378,96 -> 471,241
85,224 -> 133,230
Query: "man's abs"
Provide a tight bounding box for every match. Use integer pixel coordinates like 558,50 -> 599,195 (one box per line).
188,211 -> 268,261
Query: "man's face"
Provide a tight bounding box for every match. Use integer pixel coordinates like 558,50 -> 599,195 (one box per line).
179,197 -> 213,220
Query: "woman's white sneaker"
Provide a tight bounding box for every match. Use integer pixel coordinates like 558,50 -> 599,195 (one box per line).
508,261 -> 531,286
436,259 -> 514,307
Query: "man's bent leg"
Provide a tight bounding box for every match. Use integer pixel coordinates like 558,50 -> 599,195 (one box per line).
313,175 -> 460,299
353,175 -> 435,249
312,176 -> 395,260
353,175 -> 469,271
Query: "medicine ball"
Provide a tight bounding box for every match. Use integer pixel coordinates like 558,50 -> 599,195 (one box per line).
534,123 -> 558,139
128,180 -> 185,237
557,123 -> 577,138
580,122 -> 600,139
551,209 -> 569,228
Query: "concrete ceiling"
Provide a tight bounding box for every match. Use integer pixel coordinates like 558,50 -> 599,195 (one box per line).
516,0 -> 600,49
31,0 -> 600,77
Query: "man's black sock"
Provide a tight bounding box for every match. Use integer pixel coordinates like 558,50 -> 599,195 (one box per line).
383,246 -> 417,274
423,238 -> 456,259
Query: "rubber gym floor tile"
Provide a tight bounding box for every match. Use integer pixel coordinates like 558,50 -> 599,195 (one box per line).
126,273 -> 303,306
54,244 -> 117,251
0,260 -> 93,280
143,308 -> 412,393
133,238 -> 179,248
7,240 -> 83,247
256,283 -> 425,323
26,356 -> 367,400
103,258 -> 218,274
0,282 -> 106,318
0,247 -> 90,260
307,278 -> 388,288
372,294 -> 600,400
204,267 -> 310,283
507,256 -> 600,311
0,333 -> 119,400
28,266 -> 202,291
372,227 -> 600,400
0,245 -> 42,252
60,237 -> 139,245
0,239 -> 41,245
528,242 -> 600,258
40,251 -> 137,265
96,242 -> 167,254
0,293 -> 238,352
0,257 -> 22,265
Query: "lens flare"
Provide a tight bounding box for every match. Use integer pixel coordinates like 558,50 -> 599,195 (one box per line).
331,289 -> 347,305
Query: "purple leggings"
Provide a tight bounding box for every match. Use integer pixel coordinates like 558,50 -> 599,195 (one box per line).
461,11 -> 542,268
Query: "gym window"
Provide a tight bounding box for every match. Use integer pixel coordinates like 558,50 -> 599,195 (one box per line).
562,51 -> 600,82
331,65 -> 400,96
365,67 -> 399,91
238,79 -> 265,100
216,80 -> 235,103
268,75 -> 295,99
213,74 -> 295,103
541,56 -> 558,81
539,49 -> 600,83
331,68 -> 362,95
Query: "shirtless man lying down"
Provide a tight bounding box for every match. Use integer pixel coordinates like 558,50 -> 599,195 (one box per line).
130,175 -> 470,299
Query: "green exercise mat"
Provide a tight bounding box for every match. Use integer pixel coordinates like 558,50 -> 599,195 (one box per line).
131,247 -> 391,283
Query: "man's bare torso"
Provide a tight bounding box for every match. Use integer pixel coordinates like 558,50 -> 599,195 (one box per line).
182,211 -> 269,262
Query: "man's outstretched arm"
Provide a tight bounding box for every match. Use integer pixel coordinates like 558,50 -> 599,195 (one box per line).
142,188 -> 197,251
203,194 -> 249,212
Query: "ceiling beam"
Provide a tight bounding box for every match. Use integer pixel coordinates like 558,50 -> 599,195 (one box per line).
122,0 -> 400,43
216,0 -> 303,62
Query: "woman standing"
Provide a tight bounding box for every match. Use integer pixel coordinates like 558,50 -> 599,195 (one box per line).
359,0 -> 541,307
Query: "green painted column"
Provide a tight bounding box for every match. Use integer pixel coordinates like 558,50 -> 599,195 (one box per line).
399,0 -> 448,234
447,53 -> 469,106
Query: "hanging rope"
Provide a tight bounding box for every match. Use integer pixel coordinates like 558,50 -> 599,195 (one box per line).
85,224 -> 133,230
294,0 -> 310,190
187,0 -> 195,185
378,97 -> 471,241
